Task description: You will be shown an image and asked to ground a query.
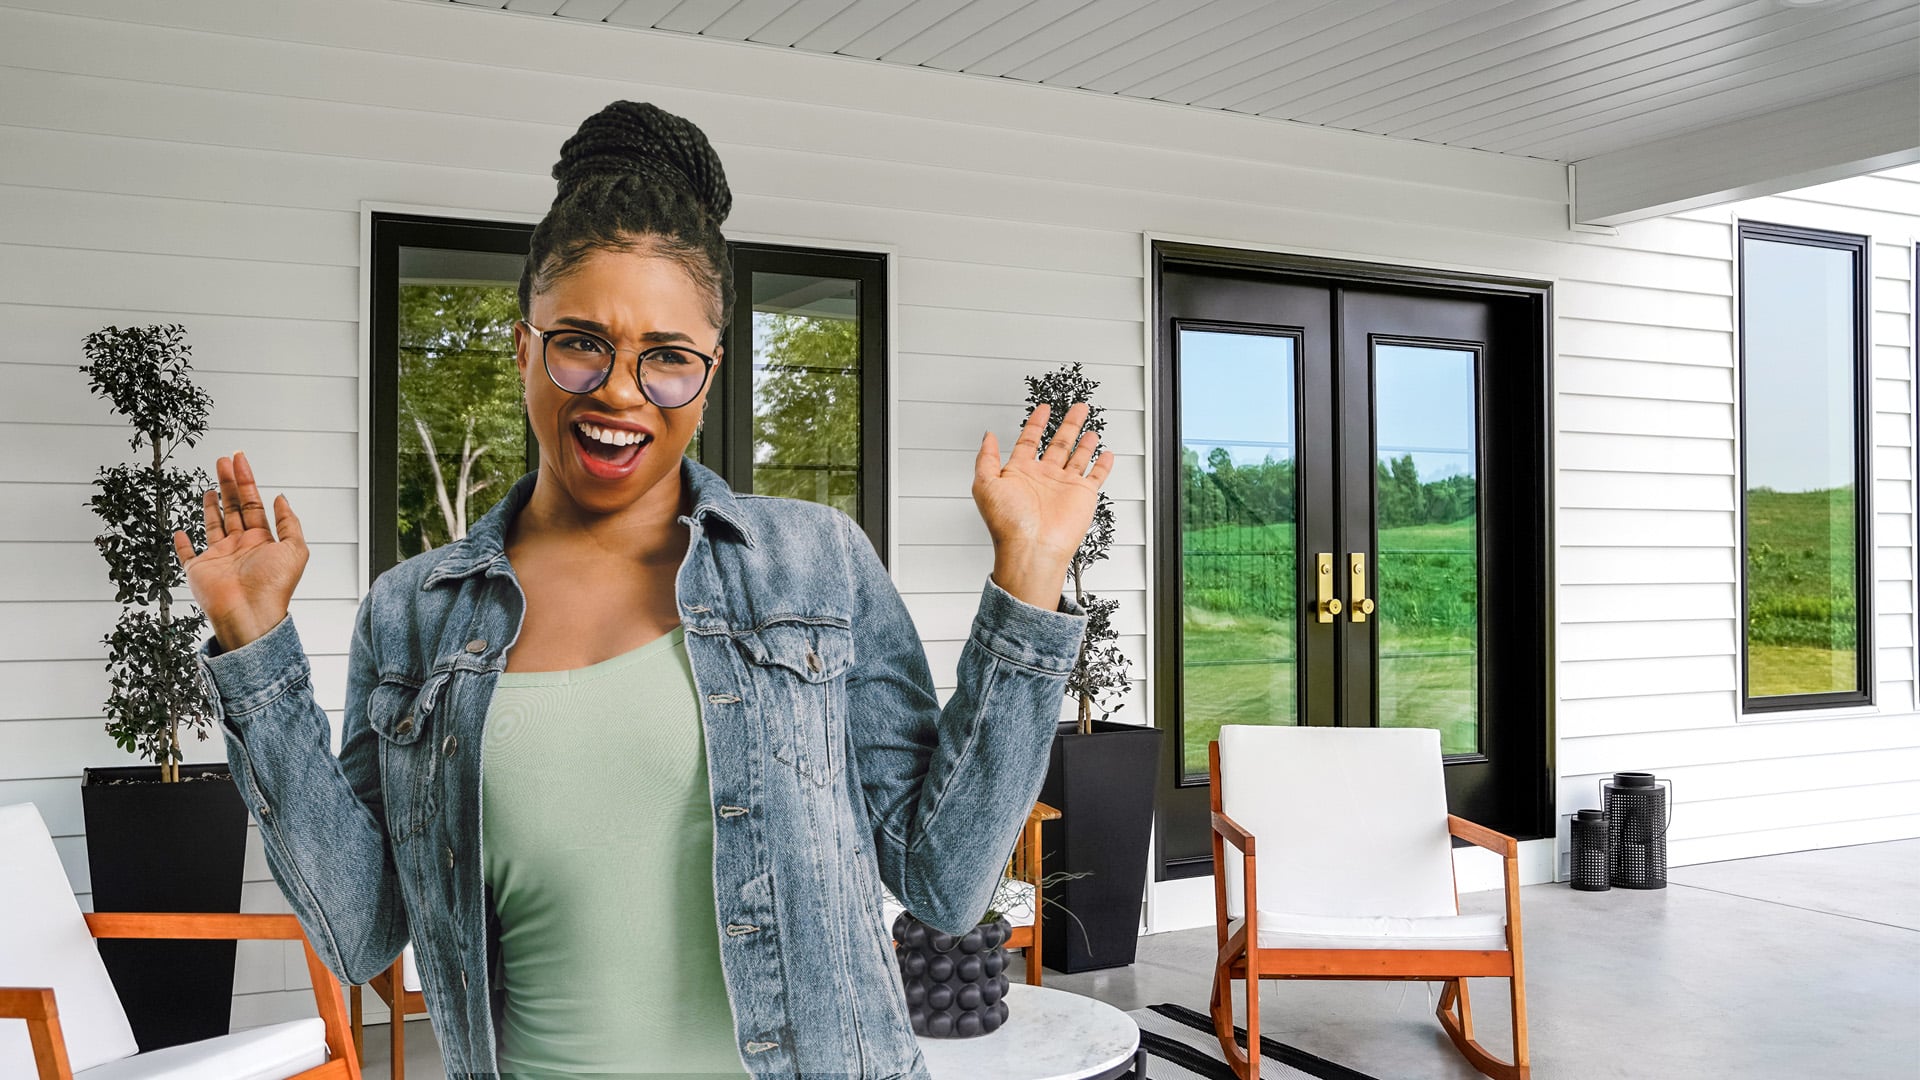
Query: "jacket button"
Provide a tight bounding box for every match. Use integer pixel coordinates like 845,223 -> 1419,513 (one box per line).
466,638 -> 488,654
395,715 -> 415,735
446,846 -> 455,870
461,968 -> 469,990
805,649 -> 822,673
443,735 -> 458,757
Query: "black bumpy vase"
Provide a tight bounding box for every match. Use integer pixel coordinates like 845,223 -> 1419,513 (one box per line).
892,911 -> 1012,1038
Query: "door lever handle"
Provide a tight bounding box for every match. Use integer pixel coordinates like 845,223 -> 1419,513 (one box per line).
1316,553 -> 1343,623
1350,553 -> 1376,622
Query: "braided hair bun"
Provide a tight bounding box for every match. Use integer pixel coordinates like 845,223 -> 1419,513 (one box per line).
520,101 -> 734,329
552,101 -> 731,223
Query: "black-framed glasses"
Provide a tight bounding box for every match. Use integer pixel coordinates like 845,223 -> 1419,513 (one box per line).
521,320 -> 717,408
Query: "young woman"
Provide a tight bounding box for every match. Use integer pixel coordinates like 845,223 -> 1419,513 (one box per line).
177,101 -> 1112,1080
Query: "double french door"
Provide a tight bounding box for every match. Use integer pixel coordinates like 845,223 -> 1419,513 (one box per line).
1153,249 -> 1552,879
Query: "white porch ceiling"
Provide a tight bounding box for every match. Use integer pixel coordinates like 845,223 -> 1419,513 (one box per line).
435,0 -> 1920,223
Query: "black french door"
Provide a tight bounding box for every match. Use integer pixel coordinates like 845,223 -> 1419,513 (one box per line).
1153,247 -> 1553,880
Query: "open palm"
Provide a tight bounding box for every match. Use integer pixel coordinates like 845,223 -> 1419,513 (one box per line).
172,451 -> 309,652
973,401 -> 1115,562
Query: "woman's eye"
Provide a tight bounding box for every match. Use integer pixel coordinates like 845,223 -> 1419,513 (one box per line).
558,335 -> 607,354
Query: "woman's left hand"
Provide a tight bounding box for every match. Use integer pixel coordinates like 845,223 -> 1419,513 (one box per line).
972,402 -> 1116,608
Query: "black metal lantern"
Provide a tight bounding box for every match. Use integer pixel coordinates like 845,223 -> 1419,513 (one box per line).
1600,772 -> 1673,889
1570,808 -> 1610,892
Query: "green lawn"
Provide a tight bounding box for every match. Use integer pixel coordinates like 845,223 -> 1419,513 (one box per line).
1178,517 -> 1481,777
1745,486 -> 1859,697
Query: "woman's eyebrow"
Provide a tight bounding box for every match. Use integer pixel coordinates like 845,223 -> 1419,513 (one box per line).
552,315 -> 695,345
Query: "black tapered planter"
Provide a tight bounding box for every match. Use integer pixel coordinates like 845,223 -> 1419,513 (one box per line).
1037,719 -> 1163,974
81,762 -> 249,1053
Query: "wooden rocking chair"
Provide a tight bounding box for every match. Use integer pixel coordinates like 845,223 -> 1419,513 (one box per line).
1208,727 -> 1530,1080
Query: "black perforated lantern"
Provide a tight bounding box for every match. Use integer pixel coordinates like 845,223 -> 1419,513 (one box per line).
1571,808 -> 1610,892
1601,772 -> 1673,890
893,911 -> 1012,1038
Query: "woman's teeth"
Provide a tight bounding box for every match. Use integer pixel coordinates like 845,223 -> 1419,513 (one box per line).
575,421 -> 651,447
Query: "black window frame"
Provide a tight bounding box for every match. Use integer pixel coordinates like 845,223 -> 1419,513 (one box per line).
1736,219 -> 1874,714
370,214 -> 889,583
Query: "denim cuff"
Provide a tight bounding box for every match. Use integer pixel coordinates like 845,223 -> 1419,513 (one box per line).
969,574 -> 1088,676
195,614 -> 311,724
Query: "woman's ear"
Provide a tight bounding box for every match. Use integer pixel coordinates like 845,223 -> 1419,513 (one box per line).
513,320 -> 532,381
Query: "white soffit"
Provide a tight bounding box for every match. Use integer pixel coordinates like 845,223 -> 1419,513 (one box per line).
434,0 -> 1920,224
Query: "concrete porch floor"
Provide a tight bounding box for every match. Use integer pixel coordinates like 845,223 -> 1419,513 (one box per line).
353,840 -> 1918,1079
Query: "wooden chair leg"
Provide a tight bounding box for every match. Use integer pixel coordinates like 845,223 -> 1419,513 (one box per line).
1024,942 -> 1042,986
1210,957 -> 1256,1080
1437,977 -> 1527,1080
389,957 -> 406,1080
349,983 -> 363,1063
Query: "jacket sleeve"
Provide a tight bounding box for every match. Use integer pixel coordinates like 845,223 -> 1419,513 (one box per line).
195,597 -> 409,985
835,510 -> 1088,936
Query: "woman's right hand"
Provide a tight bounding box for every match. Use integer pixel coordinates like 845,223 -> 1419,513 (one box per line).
173,451 -> 310,653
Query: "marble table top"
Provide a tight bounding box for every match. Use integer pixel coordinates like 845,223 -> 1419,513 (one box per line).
917,983 -> 1139,1080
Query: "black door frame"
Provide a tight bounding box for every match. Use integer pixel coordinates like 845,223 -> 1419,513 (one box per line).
1150,241 -> 1557,882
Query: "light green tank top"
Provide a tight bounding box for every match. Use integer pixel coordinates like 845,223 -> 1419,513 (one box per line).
481,625 -> 749,1079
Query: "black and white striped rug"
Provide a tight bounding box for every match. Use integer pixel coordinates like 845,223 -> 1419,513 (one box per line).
1128,1003 -> 1381,1080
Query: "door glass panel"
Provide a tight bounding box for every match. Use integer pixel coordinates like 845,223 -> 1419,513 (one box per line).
1373,343 -> 1480,755
1179,329 -> 1298,780
396,246 -> 527,556
751,272 -> 863,519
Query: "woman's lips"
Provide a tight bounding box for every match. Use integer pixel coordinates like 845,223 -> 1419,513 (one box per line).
571,423 -> 647,480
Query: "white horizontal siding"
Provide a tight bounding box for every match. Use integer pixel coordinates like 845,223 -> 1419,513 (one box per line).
0,0 -> 1913,1024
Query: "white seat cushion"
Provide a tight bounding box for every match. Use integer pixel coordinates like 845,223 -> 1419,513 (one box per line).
74,1018 -> 329,1080
881,879 -> 1036,933
402,943 -> 422,992
0,802 -> 140,1075
1232,911 -> 1508,952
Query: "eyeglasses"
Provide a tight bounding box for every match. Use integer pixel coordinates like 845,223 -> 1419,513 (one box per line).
521,320 -> 717,408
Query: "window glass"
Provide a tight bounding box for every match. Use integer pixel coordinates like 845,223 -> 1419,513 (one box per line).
396,246 -> 528,557
750,272 -> 862,518
1741,230 -> 1866,701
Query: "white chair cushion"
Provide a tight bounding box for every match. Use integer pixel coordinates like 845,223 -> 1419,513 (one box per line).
1232,911 -> 1508,952
74,1018 -> 328,1080
0,802 -> 140,1076
1219,726 -> 1458,923
881,879 -> 1036,933
402,943 -> 422,992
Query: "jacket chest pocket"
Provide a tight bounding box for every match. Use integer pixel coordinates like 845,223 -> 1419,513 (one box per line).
738,619 -> 854,788
368,672 -> 449,843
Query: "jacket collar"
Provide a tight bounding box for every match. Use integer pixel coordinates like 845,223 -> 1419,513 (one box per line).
420,455 -> 756,590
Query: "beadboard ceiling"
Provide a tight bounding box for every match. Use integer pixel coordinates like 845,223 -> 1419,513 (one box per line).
431,0 -> 1917,165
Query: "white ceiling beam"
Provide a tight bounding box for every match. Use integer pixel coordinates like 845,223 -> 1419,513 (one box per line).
1573,75 -> 1920,228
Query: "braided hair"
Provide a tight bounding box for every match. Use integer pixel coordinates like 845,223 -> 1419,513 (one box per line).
520,101 -> 734,332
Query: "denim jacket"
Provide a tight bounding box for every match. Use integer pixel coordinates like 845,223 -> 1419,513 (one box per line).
195,457 -> 1089,1079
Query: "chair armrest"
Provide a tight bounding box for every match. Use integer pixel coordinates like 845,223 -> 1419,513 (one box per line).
1211,811 -> 1256,855
85,912 -> 310,941
0,987 -> 74,1080
1447,815 -> 1518,858
84,912 -> 359,1074
1028,800 -> 1061,824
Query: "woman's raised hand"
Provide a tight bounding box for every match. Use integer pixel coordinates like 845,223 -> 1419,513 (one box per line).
972,401 -> 1116,609
172,451 -> 310,653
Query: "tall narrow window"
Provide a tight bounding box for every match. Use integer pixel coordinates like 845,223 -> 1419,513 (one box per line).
371,219 -> 889,581
1738,222 -> 1872,710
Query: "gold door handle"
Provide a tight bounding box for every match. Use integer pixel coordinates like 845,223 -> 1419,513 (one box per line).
1316,553 -> 1343,622
1350,553 -> 1376,622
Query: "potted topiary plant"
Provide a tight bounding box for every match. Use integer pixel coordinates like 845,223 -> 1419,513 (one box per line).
1023,363 -> 1163,975
76,323 -> 250,1052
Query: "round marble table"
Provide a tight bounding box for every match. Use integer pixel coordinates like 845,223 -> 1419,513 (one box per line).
917,983 -> 1143,1080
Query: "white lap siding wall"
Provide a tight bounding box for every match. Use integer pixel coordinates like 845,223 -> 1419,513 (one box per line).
0,0 -> 1912,1028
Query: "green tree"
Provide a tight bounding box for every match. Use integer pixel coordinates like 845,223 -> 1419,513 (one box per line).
397,285 -> 527,554
751,312 -> 862,515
